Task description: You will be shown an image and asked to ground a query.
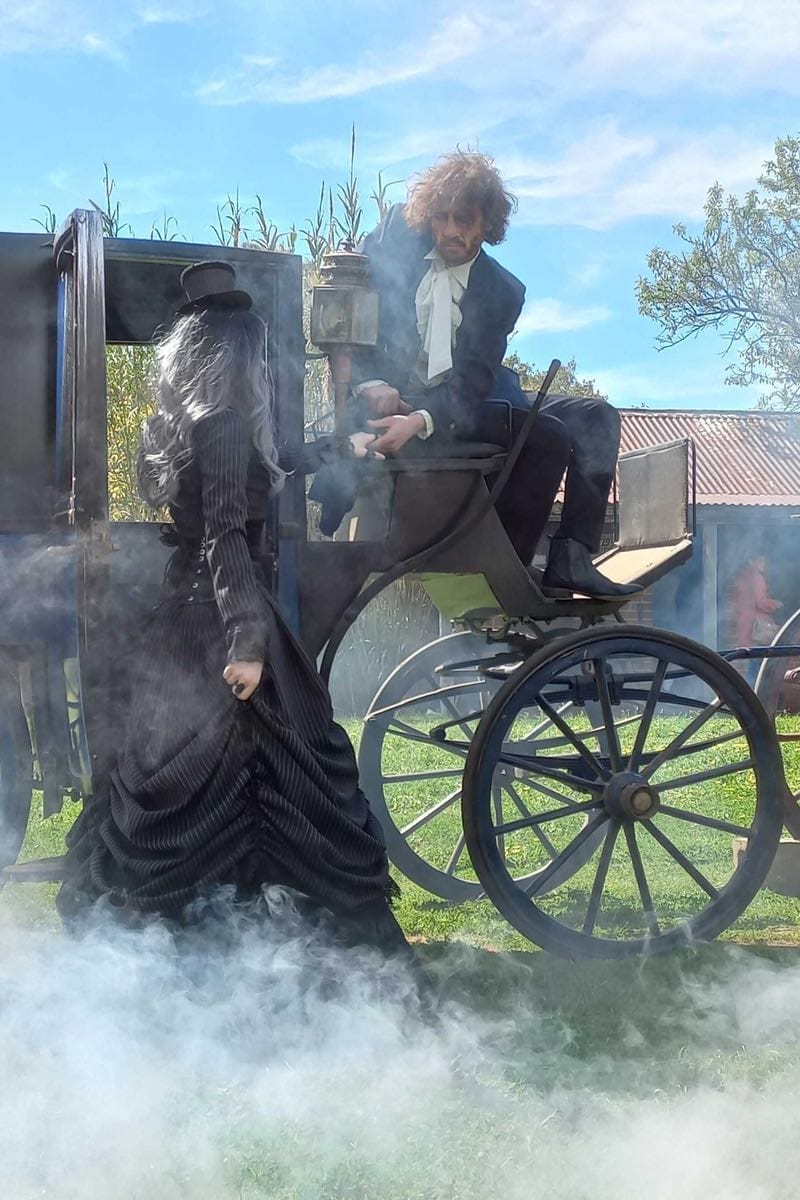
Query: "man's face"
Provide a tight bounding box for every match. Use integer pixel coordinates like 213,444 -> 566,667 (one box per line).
430,203 -> 486,266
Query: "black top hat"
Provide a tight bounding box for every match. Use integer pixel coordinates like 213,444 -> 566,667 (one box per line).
177,260 -> 253,315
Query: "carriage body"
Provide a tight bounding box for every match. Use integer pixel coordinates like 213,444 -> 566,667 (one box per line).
0,212 -> 795,959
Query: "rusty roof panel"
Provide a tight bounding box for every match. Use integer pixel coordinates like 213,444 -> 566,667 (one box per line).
617,409 -> 800,506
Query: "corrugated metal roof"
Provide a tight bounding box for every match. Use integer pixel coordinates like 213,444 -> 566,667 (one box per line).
618,409 -> 800,507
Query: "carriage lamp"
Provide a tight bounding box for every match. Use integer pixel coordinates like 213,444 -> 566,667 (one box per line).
310,249 -> 379,429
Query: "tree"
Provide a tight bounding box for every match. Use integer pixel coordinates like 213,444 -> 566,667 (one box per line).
637,134 -> 800,408
503,352 -> 608,400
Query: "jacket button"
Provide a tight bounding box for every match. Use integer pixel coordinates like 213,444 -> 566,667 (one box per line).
192,582 -> 199,589
195,568 -> 202,575
187,596 -> 194,603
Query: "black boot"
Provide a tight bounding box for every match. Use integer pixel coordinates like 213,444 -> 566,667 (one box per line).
542,536 -> 642,600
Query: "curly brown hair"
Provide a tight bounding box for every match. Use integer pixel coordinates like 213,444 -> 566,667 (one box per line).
404,152 -> 517,245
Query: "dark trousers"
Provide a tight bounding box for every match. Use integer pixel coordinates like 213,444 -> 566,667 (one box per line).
467,393 -> 621,564
539,394 -> 621,552
473,406 -> 570,565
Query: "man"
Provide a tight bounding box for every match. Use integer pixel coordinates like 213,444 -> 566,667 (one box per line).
352,151 -> 638,599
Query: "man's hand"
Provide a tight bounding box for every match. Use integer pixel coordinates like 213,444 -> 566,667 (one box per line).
360,384 -> 411,418
223,660 -> 263,701
368,413 -> 426,456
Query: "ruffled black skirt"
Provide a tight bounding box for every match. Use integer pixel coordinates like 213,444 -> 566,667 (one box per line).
57,581 -> 404,951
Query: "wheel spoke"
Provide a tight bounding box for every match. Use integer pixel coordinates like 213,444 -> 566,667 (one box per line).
368,680 -> 484,724
384,768 -> 464,783
400,789 -> 461,837
504,769 -> 591,809
627,660 -> 668,771
623,823 -> 660,936
427,674 -> 487,743
496,798 -> 603,836
582,820 -> 620,934
641,697 -> 724,780
592,660 -> 623,772
445,832 -> 468,876
655,758 -> 754,793
493,785 -> 506,860
657,725 -> 748,761
524,811 -> 608,897
518,702 -> 574,744
536,696 -> 611,780
429,708 -> 487,740
657,804 -> 753,837
525,714 -> 640,753
498,752 -> 605,794
386,720 -> 469,756
642,821 -> 719,898
502,781 -> 558,858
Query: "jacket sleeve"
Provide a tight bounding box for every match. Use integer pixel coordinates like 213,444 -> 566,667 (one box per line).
279,434 -> 357,476
424,279 -> 525,434
194,409 -> 269,665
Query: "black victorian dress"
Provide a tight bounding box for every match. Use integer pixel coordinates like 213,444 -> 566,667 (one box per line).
57,409 -> 405,951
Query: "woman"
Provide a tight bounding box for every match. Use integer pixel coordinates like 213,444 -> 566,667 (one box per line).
57,262 -> 408,956
729,554 -> 782,648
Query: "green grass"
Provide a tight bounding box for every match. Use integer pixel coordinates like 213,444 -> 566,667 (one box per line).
5,712 -> 800,953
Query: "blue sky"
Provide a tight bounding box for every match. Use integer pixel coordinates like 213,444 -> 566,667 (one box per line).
2,0 -> 799,409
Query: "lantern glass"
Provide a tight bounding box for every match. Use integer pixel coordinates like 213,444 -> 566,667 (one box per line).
311,286 -> 379,347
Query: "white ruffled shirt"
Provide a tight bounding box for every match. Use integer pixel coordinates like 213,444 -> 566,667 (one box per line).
357,248 -> 479,438
414,248 -> 478,384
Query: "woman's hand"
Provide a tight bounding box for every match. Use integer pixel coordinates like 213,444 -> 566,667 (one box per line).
223,660 -> 263,701
348,432 -> 385,460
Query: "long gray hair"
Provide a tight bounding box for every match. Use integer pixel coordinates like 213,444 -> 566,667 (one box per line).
137,307 -> 286,507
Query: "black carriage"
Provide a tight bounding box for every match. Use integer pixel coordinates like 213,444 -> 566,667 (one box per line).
1,209 -> 798,957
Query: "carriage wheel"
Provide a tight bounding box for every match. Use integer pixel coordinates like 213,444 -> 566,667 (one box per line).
463,626 -> 783,958
359,632 -> 503,901
754,607 -> 800,838
359,630 -> 618,901
0,676 -> 34,873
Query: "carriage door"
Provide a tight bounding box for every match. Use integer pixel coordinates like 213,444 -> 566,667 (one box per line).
54,209 -> 112,785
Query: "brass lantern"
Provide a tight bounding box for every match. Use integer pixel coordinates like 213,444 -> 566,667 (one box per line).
311,249 -> 379,428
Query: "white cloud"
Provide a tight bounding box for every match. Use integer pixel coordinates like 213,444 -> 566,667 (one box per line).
569,0 -> 800,94
136,2 -> 205,22
293,130 -> 458,173
0,0 -> 204,56
503,122 -> 772,229
570,261 -> 606,290
501,123 -> 657,204
484,0 -> 800,99
197,0 -> 800,111
81,32 -> 123,60
197,13 -> 486,105
515,299 -> 612,335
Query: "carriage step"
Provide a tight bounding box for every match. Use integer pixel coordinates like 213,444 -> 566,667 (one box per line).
1,856 -> 66,883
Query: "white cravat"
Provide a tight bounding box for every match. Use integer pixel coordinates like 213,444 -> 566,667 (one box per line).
415,249 -> 477,382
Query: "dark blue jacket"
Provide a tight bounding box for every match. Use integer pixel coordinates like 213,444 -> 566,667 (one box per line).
354,204 -> 526,436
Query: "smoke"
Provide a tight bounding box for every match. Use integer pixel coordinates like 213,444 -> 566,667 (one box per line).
2,892 -> 800,1199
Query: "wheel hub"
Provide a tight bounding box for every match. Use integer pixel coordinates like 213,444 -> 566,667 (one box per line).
603,771 -> 660,821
